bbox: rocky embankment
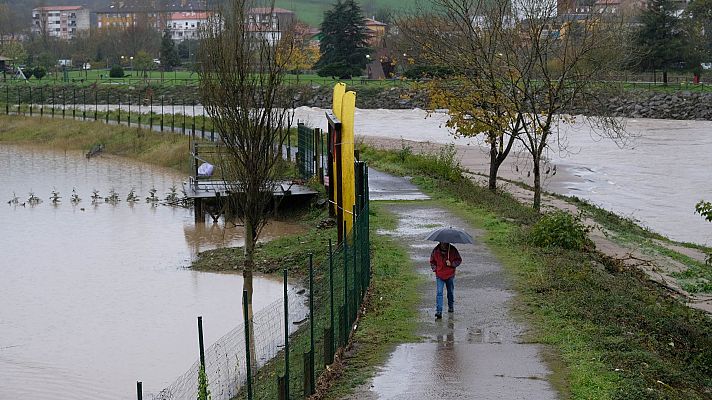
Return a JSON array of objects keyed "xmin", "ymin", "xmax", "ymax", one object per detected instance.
[
  {"xmin": 8, "ymin": 81, "xmax": 712, "ymax": 120},
  {"xmin": 565, "ymin": 91, "xmax": 712, "ymax": 121}
]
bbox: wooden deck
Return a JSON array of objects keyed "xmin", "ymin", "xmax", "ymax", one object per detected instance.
[{"xmin": 182, "ymin": 179, "xmax": 318, "ymax": 199}]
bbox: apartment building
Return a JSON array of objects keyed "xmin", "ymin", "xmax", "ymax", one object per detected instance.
[
  {"xmin": 168, "ymin": 11, "xmax": 209, "ymax": 41},
  {"xmin": 31, "ymin": 6, "xmax": 90, "ymax": 40}
]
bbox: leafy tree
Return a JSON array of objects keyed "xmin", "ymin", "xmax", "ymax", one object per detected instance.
[
  {"xmin": 685, "ymin": 0, "xmax": 712, "ymax": 62},
  {"xmin": 695, "ymin": 200, "xmax": 712, "ymax": 264},
  {"xmin": 316, "ymin": 0, "xmax": 370, "ymax": 78},
  {"xmin": 635, "ymin": 0, "xmax": 696, "ymax": 83},
  {"xmin": 160, "ymin": 30, "xmax": 180, "ymax": 71},
  {"xmin": 133, "ymin": 50, "xmax": 154, "ymax": 78},
  {"xmin": 0, "ymin": 40, "xmax": 27, "ymax": 66},
  {"xmin": 32, "ymin": 66, "xmax": 46, "ymax": 80}
]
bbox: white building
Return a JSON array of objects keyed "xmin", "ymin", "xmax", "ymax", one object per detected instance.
[
  {"xmin": 32, "ymin": 6, "xmax": 90, "ymax": 40},
  {"xmin": 168, "ymin": 11, "xmax": 210, "ymax": 41}
]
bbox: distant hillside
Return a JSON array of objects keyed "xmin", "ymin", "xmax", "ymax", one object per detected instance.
[{"xmin": 274, "ymin": 0, "xmax": 423, "ymax": 27}]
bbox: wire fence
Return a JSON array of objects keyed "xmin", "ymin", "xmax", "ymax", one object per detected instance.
[{"xmin": 148, "ymin": 167, "xmax": 370, "ymax": 400}]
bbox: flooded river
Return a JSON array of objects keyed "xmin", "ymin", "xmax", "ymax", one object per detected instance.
[
  {"xmin": 0, "ymin": 145, "xmax": 303, "ymax": 399},
  {"xmin": 293, "ymin": 108, "xmax": 712, "ymax": 245}
]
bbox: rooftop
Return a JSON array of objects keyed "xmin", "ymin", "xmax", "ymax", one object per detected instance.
[
  {"xmin": 247, "ymin": 7, "xmax": 295, "ymax": 15},
  {"xmin": 33, "ymin": 6, "xmax": 84, "ymax": 11}
]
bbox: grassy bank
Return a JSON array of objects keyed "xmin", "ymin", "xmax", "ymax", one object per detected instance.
[
  {"xmin": 356, "ymin": 144, "xmax": 712, "ymax": 399},
  {"xmin": 0, "ymin": 115, "xmax": 191, "ymax": 173}
]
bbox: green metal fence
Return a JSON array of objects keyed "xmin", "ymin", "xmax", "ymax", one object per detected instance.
[
  {"xmin": 148, "ymin": 162, "xmax": 370, "ymax": 400},
  {"xmin": 296, "ymin": 123, "xmax": 327, "ymax": 183}
]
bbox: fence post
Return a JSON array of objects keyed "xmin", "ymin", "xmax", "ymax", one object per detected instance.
[
  {"xmin": 283, "ymin": 267, "xmax": 290, "ymax": 400},
  {"xmin": 128, "ymin": 95, "xmax": 131, "ymax": 127},
  {"xmin": 118, "ymin": 97, "xmax": 121, "ymax": 124},
  {"xmin": 243, "ymin": 289, "xmax": 253, "ymax": 400},
  {"xmin": 343, "ymin": 221, "xmax": 349, "ymax": 343},
  {"xmin": 106, "ymin": 89, "xmax": 110, "ymax": 124},
  {"xmin": 202, "ymin": 105, "xmax": 206, "ymax": 138},
  {"xmin": 329, "ymin": 239, "xmax": 334, "ymax": 359},
  {"xmin": 353, "ymin": 205, "xmax": 359, "ymax": 314},
  {"xmin": 5, "ymin": 85, "xmax": 8, "ymax": 115},
  {"xmin": 149, "ymin": 95, "xmax": 153, "ymax": 131},
  {"xmin": 136, "ymin": 381, "xmax": 142, "ymax": 400},
  {"xmin": 171, "ymin": 97, "xmax": 175, "ymax": 132},
  {"xmin": 287, "ymin": 125, "xmax": 292, "ymax": 162},
  {"xmin": 138, "ymin": 95, "xmax": 142, "ymax": 128},
  {"xmin": 308, "ymin": 252, "xmax": 315, "ymax": 395},
  {"xmin": 83, "ymin": 88, "xmax": 86, "ymax": 120},
  {"xmin": 62, "ymin": 87, "xmax": 65, "ymax": 119},
  {"xmin": 197, "ymin": 316, "xmax": 208, "ymax": 400},
  {"xmin": 39, "ymin": 86, "xmax": 43, "ymax": 118},
  {"xmin": 161, "ymin": 96, "xmax": 164, "ymax": 132},
  {"xmin": 29, "ymin": 86, "xmax": 32, "ymax": 116}
]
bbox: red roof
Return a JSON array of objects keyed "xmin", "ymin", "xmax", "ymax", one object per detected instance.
[
  {"xmin": 34, "ymin": 6, "xmax": 83, "ymax": 11},
  {"xmin": 365, "ymin": 18, "xmax": 387, "ymax": 27}
]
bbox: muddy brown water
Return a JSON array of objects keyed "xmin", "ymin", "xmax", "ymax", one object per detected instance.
[{"xmin": 0, "ymin": 145, "xmax": 304, "ymax": 399}]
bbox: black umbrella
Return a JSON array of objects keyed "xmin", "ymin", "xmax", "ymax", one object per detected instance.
[{"xmin": 425, "ymin": 227, "xmax": 474, "ymax": 244}]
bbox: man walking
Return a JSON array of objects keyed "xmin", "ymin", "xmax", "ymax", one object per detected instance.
[{"xmin": 430, "ymin": 241, "xmax": 462, "ymax": 319}]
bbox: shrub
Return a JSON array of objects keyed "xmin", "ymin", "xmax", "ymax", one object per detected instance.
[
  {"xmin": 109, "ymin": 65, "xmax": 125, "ymax": 78},
  {"xmin": 32, "ymin": 66, "xmax": 46, "ymax": 80},
  {"xmin": 529, "ymin": 211, "xmax": 593, "ymax": 251}
]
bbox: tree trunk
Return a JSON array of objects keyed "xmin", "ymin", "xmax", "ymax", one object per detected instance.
[
  {"xmin": 533, "ymin": 154, "xmax": 541, "ymax": 212},
  {"xmin": 663, "ymin": 69, "xmax": 668, "ymax": 86},
  {"xmin": 243, "ymin": 218, "xmax": 257, "ymax": 370},
  {"xmin": 488, "ymin": 133, "xmax": 499, "ymax": 191}
]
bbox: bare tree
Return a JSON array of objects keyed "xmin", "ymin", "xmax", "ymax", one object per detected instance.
[
  {"xmin": 398, "ymin": 0, "xmax": 525, "ymax": 191},
  {"xmin": 400, "ymin": 0, "xmax": 629, "ymax": 209},
  {"xmin": 502, "ymin": 0, "xmax": 629, "ymax": 211},
  {"xmin": 198, "ymin": 0, "xmax": 293, "ymax": 312}
]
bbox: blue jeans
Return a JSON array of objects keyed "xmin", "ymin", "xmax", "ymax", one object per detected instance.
[{"xmin": 436, "ymin": 276, "xmax": 454, "ymax": 314}]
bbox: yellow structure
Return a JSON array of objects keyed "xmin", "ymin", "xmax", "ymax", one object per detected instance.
[
  {"xmin": 331, "ymin": 83, "xmax": 346, "ymax": 216},
  {"xmin": 330, "ymin": 82, "xmax": 357, "ymax": 236},
  {"xmin": 340, "ymin": 91, "xmax": 356, "ymax": 234}
]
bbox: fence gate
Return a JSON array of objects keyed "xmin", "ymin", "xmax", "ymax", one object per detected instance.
[{"xmin": 297, "ymin": 122, "xmax": 316, "ymax": 179}]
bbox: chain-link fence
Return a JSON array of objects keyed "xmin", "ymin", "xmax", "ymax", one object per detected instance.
[{"xmin": 143, "ymin": 163, "xmax": 370, "ymax": 400}]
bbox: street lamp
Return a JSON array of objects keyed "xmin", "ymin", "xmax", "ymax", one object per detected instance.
[{"xmin": 130, "ymin": 56, "xmax": 134, "ymax": 71}]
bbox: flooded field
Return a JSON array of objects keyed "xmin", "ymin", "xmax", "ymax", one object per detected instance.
[{"xmin": 0, "ymin": 145, "xmax": 303, "ymax": 399}]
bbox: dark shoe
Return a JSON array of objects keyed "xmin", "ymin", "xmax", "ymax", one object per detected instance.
[
  {"xmin": 448, "ymin": 308, "xmax": 454, "ymax": 313},
  {"xmin": 435, "ymin": 313, "xmax": 442, "ymax": 319}
]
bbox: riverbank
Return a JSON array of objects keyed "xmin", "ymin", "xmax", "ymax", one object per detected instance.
[
  {"xmin": 5, "ymin": 83, "xmax": 712, "ymax": 120},
  {"xmin": 0, "ymin": 115, "xmax": 191, "ymax": 173},
  {"xmin": 329, "ymin": 144, "xmax": 712, "ymax": 399}
]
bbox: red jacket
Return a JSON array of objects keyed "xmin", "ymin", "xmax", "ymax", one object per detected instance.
[{"xmin": 430, "ymin": 244, "xmax": 462, "ymax": 280}]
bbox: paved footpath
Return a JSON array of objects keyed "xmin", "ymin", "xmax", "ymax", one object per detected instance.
[{"xmin": 355, "ymin": 173, "xmax": 560, "ymax": 399}]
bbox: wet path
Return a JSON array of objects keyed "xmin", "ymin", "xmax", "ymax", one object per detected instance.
[{"xmin": 359, "ymin": 172, "xmax": 559, "ymax": 399}]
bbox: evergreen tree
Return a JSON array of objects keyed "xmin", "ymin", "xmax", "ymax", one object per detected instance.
[
  {"xmin": 635, "ymin": 0, "xmax": 694, "ymax": 83},
  {"xmin": 160, "ymin": 30, "xmax": 180, "ymax": 71},
  {"xmin": 316, "ymin": 0, "xmax": 371, "ymax": 78}
]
